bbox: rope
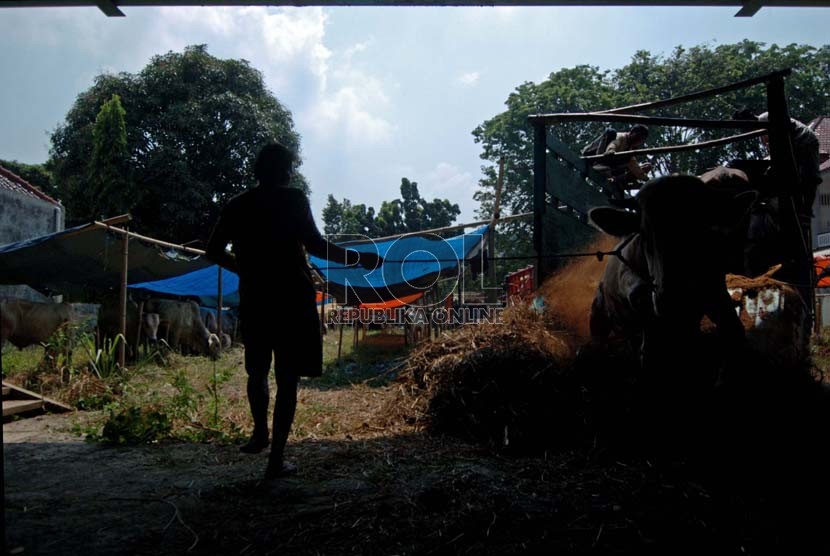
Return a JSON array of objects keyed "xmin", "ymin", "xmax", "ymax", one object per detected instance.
[{"xmin": 313, "ymin": 249, "xmax": 624, "ymax": 270}]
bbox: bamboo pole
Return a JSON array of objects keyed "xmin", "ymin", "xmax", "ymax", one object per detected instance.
[
  {"xmin": 487, "ymin": 158, "xmax": 505, "ymax": 304},
  {"xmin": 217, "ymin": 266, "xmax": 223, "ymax": 336},
  {"xmin": 337, "ymin": 316, "xmax": 344, "ymax": 363},
  {"xmin": 339, "ymin": 212, "xmax": 533, "ymax": 245},
  {"xmin": 118, "ymin": 227, "xmax": 129, "ymax": 369},
  {"xmin": 95, "ymin": 222, "xmax": 206, "ymax": 256}
]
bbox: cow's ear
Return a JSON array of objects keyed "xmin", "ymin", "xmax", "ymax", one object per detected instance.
[
  {"xmin": 588, "ymin": 207, "xmax": 640, "ymax": 237},
  {"xmin": 731, "ymin": 190, "xmax": 758, "ymax": 220}
]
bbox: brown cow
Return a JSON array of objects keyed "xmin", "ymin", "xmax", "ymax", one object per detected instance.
[
  {"xmin": 98, "ymin": 300, "xmax": 161, "ymax": 360},
  {"xmin": 144, "ymin": 299, "xmax": 220, "ymax": 356},
  {"xmin": 0, "ymin": 298, "xmax": 74, "ymax": 349}
]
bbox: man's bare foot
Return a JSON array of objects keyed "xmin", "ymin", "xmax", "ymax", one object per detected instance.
[{"xmin": 239, "ymin": 436, "xmax": 269, "ymax": 454}]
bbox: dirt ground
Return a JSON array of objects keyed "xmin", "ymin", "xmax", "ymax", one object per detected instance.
[{"xmin": 6, "ymin": 379, "xmax": 829, "ymax": 556}]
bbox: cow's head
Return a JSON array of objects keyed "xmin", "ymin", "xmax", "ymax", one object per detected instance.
[
  {"xmin": 589, "ymin": 175, "xmax": 757, "ymax": 323},
  {"xmin": 142, "ymin": 312, "xmax": 160, "ymax": 343}
]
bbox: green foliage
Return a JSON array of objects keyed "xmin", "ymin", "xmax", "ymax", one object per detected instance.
[
  {"xmin": 99, "ymin": 405, "xmax": 172, "ymax": 445},
  {"xmin": 83, "ymin": 94, "xmax": 133, "ymax": 220},
  {"xmin": 37, "ymin": 322, "xmax": 79, "ymax": 376},
  {"xmin": 49, "ymin": 44, "xmax": 303, "ymax": 243},
  {"xmin": 81, "ymin": 333, "xmax": 124, "ymax": 379},
  {"xmin": 473, "ymin": 40, "xmax": 830, "ymax": 264},
  {"xmin": 322, "ymin": 177, "xmax": 461, "ymax": 237},
  {"xmin": 207, "ymin": 364, "xmax": 235, "ymax": 429},
  {"xmin": 169, "ymin": 367, "xmax": 203, "ymax": 423},
  {"xmin": 0, "ymin": 159, "xmax": 55, "ymax": 197}
]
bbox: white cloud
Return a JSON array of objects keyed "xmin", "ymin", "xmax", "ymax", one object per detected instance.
[
  {"xmin": 458, "ymin": 71, "xmax": 481, "ymax": 86},
  {"xmin": 302, "ymin": 38, "xmax": 395, "ymax": 147},
  {"xmin": 421, "ymin": 162, "xmax": 480, "ymax": 222}
]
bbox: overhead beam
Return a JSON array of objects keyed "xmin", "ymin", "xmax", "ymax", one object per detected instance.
[
  {"xmin": 95, "ymin": 0, "xmax": 124, "ymax": 15},
  {"xmin": 3, "ymin": 1, "xmax": 830, "ymax": 15},
  {"xmin": 735, "ymin": 0, "xmax": 762, "ymax": 16}
]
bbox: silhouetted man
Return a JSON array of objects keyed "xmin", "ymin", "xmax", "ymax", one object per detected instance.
[{"xmin": 207, "ymin": 143, "xmax": 381, "ymax": 479}]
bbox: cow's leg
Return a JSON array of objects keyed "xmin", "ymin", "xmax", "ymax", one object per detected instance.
[
  {"xmin": 589, "ymin": 287, "xmax": 612, "ymax": 341},
  {"xmin": 240, "ymin": 341, "xmax": 272, "ymax": 454}
]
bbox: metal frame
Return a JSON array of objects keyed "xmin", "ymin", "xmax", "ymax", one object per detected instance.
[
  {"xmin": 4, "ymin": 1, "xmax": 830, "ymax": 17},
  {"xmin": 529, "ymin": 68, "xmax": 811, "ymax": 310}
]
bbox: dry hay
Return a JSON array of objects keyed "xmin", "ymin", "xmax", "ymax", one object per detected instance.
[
  {"xmin": 537, "ymin": 235, "xmax": 616, "ymax": 340},
  {"xmin": 385, "ymin": 305, "xmax": 594, "ymax": 453},
  {"xmin": 383, "ymin": 237, "xmax": 625, "ymax": 454}
]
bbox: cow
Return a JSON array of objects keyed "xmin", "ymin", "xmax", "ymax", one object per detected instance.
[
  {"xmin": 201, "ymin": 310, "xmax": 232, "ymax": 349},
  {"xmin": 0, "ymin": 297, "xmax": 74, "ymax": 349},
  {"xmin": 98, "ymin": 300, "xmax": 161, "ymax": 360},
  {"xmin": 144, "ymin": 298, "xmax": 220, "ymax": 357},
  {"xmin": 588, "ymin": 174, "xmax": 757, "ymax": 368}
]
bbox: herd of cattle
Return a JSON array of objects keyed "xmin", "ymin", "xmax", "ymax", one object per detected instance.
[{"xmin": 0, "ymin": 296, "xmax": 233, "ymax": 360}]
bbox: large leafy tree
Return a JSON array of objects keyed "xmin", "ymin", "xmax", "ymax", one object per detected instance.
[
  {"xmin": 49, "ymin": 44, "xmax": 304, "ymax": 243},
  {"xmin": 474, "ymin": 40, "xmax": 830, "ymax": 260},
  {"xmin": 322, "ymin": 178, "xmax": 460, "ymax": 237}
]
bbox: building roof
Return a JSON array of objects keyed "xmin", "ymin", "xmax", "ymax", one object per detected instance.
[
  {"xmin": 808, "ymin": 116, "xmax": 830, "ymax": 173},
  {"xmin": 0, "ymin": 165, "xmax": 61, "ymax": 207}
]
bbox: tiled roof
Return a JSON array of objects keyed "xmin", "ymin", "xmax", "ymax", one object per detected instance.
[
  {"xmin": 808, "ymin": 116, "xmax": 830, "ymax": 173},
  {"xmin": 0, "ymin": 165, "xmax": 61, "ymax": 206}
]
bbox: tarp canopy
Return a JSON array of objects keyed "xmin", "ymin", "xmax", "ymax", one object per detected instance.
[
  {"xmin": 0, "ymin": 221, "xmax": 212, "ymax": 297},
  {"xmin": 129, "ymin": 265, "xmax": 240, "ymax": 308},
  {"xmin": 816, "ymin": 254, "xmax": 830, "ymax": 288},
  {"xmin": 309, "ymin": 224, "xmax": 489, "ymax": 305}
]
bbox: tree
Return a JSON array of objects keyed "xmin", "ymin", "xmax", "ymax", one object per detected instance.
[
  {"xmin": 322, "ymin": 178, "xmax": 460, "ymax": 238},
  {"xmin": 49, "ymin": 45, "xmax": 304, "ymax": 243},
  {"xmin": 474, "ymin": 40, "xmax": 830, "ymax": 261},
  {"xmin": 81, "ymin": 94, "xmax": 132, "ymax": 220}
]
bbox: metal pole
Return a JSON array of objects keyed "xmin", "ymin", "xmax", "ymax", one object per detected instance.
[{"xmin": 533, "ymin": 121, "xmax": 547, "ymax": 287}]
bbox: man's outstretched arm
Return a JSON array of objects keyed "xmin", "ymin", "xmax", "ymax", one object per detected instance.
[
  {"xmin": 297, "ymin": 193, "xmax": 382, "ymax": 269},
  {"xmin": 206, "ymin": 210, "xmax": 241, "ymax": 274}
]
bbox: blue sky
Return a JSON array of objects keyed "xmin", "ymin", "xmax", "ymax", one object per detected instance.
[{"xmin": 1, "ymin": 5, "xmax": 828, "ymax": 228}]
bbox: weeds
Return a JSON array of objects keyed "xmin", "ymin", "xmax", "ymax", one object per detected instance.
[
  {"xmin": 97, "ymin": 405, "xmax": 172, "ymax": 445},
  {"xmin": 81, "ymin": 333, "xmax": 124, "ymax": 379}
]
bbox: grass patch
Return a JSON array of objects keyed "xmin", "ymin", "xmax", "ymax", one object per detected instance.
[
  {"xmin": 4, "ymin": 323, "xmax": 412, "ymax": 445},
  {"xmin": 317, "ymin": 327, "xmax": 411, "ymax": 388}
]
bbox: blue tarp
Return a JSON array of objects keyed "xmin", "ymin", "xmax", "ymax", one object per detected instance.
[
  {"xmin": 126, "ymin": 224, "xmax": 490, "ymax": 307},
  {"xmin": 309, "ymin": 224, "xmax": 489, "ymax": 305},
  {"xmin": 130, "ymin": 265, "xmax": 240, "ymax": 308}
]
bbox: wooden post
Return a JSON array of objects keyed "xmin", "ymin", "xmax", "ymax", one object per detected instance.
[
  {"xmin": 319, "ymin": 290, "xmax": 327, "ymax": 336},
  {"xmin": 217, "ymin": 267, "xmax": 223, "ymax": 336},
  {"xmin": 337, "ymin": 314, "xmax": 344, "ymax": 363},
  {"xmin": 135, "ymin": 300, "xmax": 145, "ymax": 357},
  {"xmin": 118, "ymin": 228, "xmax": 129, "ymax": 369}
]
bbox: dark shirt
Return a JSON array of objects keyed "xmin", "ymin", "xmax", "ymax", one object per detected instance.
[{"xmin": 207, "ymin": 185, "xmax": 349, "ymax": 313}]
